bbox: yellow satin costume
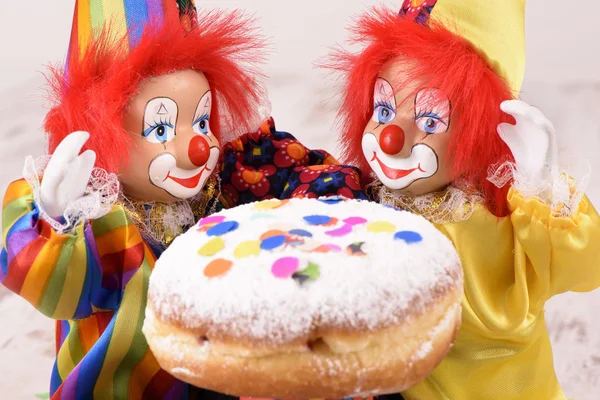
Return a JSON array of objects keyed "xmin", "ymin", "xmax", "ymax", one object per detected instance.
[
  {"xmin": 367, "ymin": 1, "xmax": 600, "ymax": 397},
  {"xmin": 376, "ymin": 187, "xmax": 600, "ymax": 399}
]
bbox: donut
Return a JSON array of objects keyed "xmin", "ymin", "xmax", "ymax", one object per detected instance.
[{"xmin": 143, "ymin": 197, "xmax": 463, "ymax": 398}]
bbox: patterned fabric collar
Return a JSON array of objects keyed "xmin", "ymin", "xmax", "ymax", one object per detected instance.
[
  {"xmin": 366, "ymin": 179, "xmax": 484, "ymax": 224},
  {"xmin": 117, "ymin": 175, "xmax": 221, "ymax": 251}
]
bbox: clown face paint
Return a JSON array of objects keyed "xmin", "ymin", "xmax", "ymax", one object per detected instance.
[
  {"xmin": 120, "ymin": 70, "xmax": 221, "ymax": 203},
  {"xmin": 362, "ymin": 60, "xmax": 453, "ymax": 196}
]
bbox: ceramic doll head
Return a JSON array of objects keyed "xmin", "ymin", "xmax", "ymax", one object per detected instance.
[
  {"xmin": 44, "ymin": 0, "xmax": 266, "ymax": 204},
  {"xmin": 329, "ymin": 0, "xmax": 527, "ymax": 216},
  {"xmin": 120, "ymin": 70, "xmax": 220, "ymax": 203},
  {"xmin": 362, "ymin": 60, "xmax": 454, "ymax": 196}
]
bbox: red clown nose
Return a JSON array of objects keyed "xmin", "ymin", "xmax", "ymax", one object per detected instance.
[
  {"xmin": 188, "ymin": 135, "xmax": 210, "ymax": 166},
  {"xmin": 380, "ymin": 125, "xmax": 405, "ymax": 155}
]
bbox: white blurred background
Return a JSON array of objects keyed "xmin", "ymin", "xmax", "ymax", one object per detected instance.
[{"xmin": 0, "ymin": 1, "xmax": 598, "ymax": 398}]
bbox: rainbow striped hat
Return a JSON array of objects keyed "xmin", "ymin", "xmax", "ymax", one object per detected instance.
[{"xmin": 67, "ymin": 0, "xmax": 196, "ymax": 62}]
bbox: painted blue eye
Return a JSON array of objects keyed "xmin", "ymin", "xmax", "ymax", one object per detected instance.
[
  {"xmin": 415, "ymin": 111, "xmax": 448, "ymax": 134},
  {"xmin": 373, "ymin": 104, "xmax": 396, "ymax": 124},
  {"xmin": 142, "ymin": 122, "xmax": 175, "ymax": 144},
  {"xmin": 193, "ymin": 114, "xmax": 210, "ymax": 135},
  {"xmin": 423, "ymin": 117, "xmax": 438, "ymax": 133}
]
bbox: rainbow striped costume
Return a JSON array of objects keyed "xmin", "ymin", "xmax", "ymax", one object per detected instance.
[
  {"xmin": 2, "ymin": 2, "xmax": 371, "ymax": 398},
  {"xmin": 2, "ymin": 179, "xmax": 174, "ymax": 398},
  {"xmin": 0, "ymin": 122, "xmax": 367, "ymax": 399}
]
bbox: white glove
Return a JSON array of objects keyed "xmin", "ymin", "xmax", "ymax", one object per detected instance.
[
  {"xmin": 497, "ymin": 100, "xmax": 560, "ymax": 199},
  {"xmin": 40, "ymin": 131, "xmax": 97, "ymax": 219}
]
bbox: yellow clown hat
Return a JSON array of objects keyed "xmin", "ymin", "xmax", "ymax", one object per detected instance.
[
  {"xmin": 399, "ymin": 0, "xmax": 527, "ymax": 94},
  {"xmin": 67, "ymin": 0, "xmax": 197, "ymax": 65}
]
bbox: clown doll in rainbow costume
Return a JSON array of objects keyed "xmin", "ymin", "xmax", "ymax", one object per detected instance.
[
  {"xmin": 0, "ymin": 1, "xmax": 364, "ymax": 398},
  {"xmin": 327, "ymin": 0, "xmax": 600, "ymax": 399}
]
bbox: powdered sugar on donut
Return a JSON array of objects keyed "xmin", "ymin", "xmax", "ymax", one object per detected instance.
[
  {"xmin": 412, "ymin": 303, "xmax": 461, "ymax": 363},
  {"xmin": 148, "ymin": 197, "xmax": 462, "ymax": 346}
]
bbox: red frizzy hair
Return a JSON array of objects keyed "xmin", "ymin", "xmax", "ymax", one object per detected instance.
[
  {"xmin": 44, "ymin": 8, "xmax": 267, "ymax": 173},
  {"xmin": 326, "ymin": 7, "xmax": 516, "ymax": 216}
]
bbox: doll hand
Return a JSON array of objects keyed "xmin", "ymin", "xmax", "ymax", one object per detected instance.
[
  {"xmin": 40, "ymin": 131, "xmax": 97, "ymax": 219},
  {"xmin": 498, "ymin": 100, "xmax": 559, "ymax": 186},
  {"xmin": 495, "ymin": 101, "xmax": 587, "ymax": 215}
]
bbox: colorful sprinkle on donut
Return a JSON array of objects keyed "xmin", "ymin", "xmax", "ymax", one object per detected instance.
[
  {"xmin": 344, "ymin": 217, "xmax": 368, "ymax": 226},
  {"xmin": 272, "ymin": 257, "xmax": 300, "ymax": 279},
  {"xmin": 203, "ymin": 259, "xmax": 233, "ymax": 278},
  {"xmin": 322, "ymin": 217, "xmax": 339, "ymax": 227},
  {"xmin": 292, "ymin": 262, "xmax": 321, "ymax": 285},
  {"xmin": 260, "ymin": 230, "xmax": 287, "ymax": 240},
  {"xmin": 288, "ymin": 229, "xmax": 313, "ymax": 238},
  {"xmin": 198, "ymin": 237, "xmax": 225, "ymax": 256},
  {"xmin": 260, "ymin": 235, "xmax": 287, "ymax": 251},
  {"xmin": 198, "ymin": 215, "xmax": 226, "ymax": 227},
  {"xmin": 253, "ymin": 199, "xmax": 283, "ymax": 211},
  {"xmin": 394, "ymin": 231, "xmax": 423, "ymax": 244},
  {"xmin": 319, "ymin": 197, "xmax": 343, "ymax": 205},
  {"xmin": 367, "ymin": 221, "xmax": 396, "ymax": 233},
  {"xmin": 234, "ymin": 240, "xmax": 261, "ymax": 259},
  {"xmin": 304, "ymin": 215, "xmax": 332, "ymax": 226},
  {"xmin": 326, "ymin": 224, "xmax": 353, "ymax": 237},
  {"xmin": 347, "ymin": 242, "xmax": 367, "ymax": 256},
  {"xmin": 285, "ymin": 235, "xmax": 305, "ymax": 247},
  {"xmin": 275, "ymin": 199, "xmax": 290, "ymax": 209},
  {"xmin": 207, "ymin": 221, "xmax": 239, "ymax": 237},
  {"xmin": 313, "ymin": 244, "xmax": 342, "ymax": 253}
]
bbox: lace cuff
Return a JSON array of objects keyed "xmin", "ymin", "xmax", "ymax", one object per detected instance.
[
  {"xmin": 23, "ymin": 155, "xmax": 120, "ymax": 234},
  {"xmin": 487, "ymin": 161, "xmax": 589, "ymax": 217}
]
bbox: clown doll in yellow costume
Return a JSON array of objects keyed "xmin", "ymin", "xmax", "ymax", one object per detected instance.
[
  {"xmin": 0, "ymin": 0, "xmax": 366, "ymax": 399},
  {"xmin": 327, "ymin": 0, "xmax": 600, "ymax": 399}
]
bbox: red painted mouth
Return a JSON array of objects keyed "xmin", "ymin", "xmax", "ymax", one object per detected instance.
[
  {"xmin": 371, "ymin": 152, "xmax": 425, "ymax": 180},
  {"xmin": 164, "ymin": 165, "xmax": 210, "ymax": 189}
]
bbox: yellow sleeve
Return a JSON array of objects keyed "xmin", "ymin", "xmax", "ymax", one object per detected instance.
[
  {"xmin": 406, "ymin": 193, "xmax": 599, "ymax": 400},
  {"xmin": 435, "ymin": 191, "xmax": 600, "ymax": 332},
  {"xmin": 507, "ymin": 189, "xmax": 600, "ymax": 298}
]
